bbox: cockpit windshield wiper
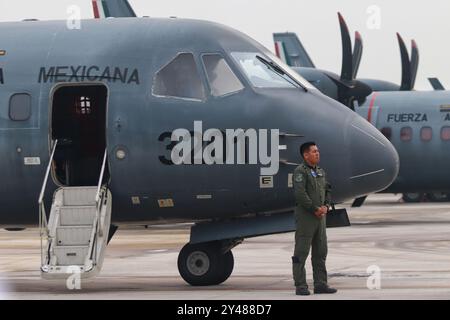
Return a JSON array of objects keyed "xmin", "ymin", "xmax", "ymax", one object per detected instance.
[
  {"xmin": 256, "ymin": 55, "xmax": 286, "ymax": 75},
  {"xmin": 256, "ymin": 55, "xmax": 308, "ymax": 92}
]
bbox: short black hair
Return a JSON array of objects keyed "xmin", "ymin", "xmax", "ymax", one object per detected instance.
[{"xmin": 300, "ymin": 142, "xmax": 317, "ymax": 158}]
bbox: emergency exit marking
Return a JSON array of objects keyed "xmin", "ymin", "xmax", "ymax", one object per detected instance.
[
  {"xmin": 158, "ymin": 199, "xmax": 174, "ymax": 208},
  {"xmin": 260, "ymin": 176, "xmax": 274, "ymax": 189},
  {"xmin": 24, "ymin": 157, "xmax": 41, "ymax": 165}
]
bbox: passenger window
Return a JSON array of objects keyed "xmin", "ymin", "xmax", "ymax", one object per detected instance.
[
  {"xmin": 441, "ymin": 126, "xmax": 450, "ymax": 141},
  {"xmin": 420, "ymin": 126, "xmax": 432, "ymax": 142},
  {"xmin": 9, "ymin": 93, "xmax": 31, "ymax": 121},
  {"xmin": 400, "ymin": 127, "xmax": 412, "ymax": 142},
  {"xmin": 202, "ymin": 54, "xmax": 244, "ymax": 97},
  {"xmin": 380, "ymin": 127, "xmax": 392, "ymax": 141},
  {"xmin": 153, "ymin": 53, "xmax": 205, "ymax": 101}
]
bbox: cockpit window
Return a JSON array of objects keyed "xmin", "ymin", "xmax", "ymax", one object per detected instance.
[
  {"xmin": 202, "ymin": 54, "xmax": 244, "ymax": 97},
  {"xmin": 230, "ymin": 52, "xmax": 313, "ymax": 90},
  {"xmin": 153, "ymin": 53, "xmax": 205, "ymax": 101}
]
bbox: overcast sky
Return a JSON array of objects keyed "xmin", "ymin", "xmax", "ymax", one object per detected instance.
[{"xmin": 1, "ymin": 0, "xmax": 449, "ymax": 89}]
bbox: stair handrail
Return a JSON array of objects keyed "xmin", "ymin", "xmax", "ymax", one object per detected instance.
[
  {"xmin": 38, "ymin": 139, "xmax": 58, "ymax": 267},
  {"xmin": 94, "ymin": 149, "xmax": 108, "ymax": 242},
  {"xmin": 38, "ymin": 139, "xmax": 58, "ymax": 207},
  {"xmin": 95, "ymin": 149, "xmax": 108, "ymax": 206}
]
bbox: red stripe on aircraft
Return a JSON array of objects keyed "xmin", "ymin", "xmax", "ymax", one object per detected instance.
[
  {"xmin": 367, "ymin": 92, "xmax": 379, "ymax": 123},
  {"xmin": 274, "ymin": 42, "xmax": 281, "ymax": 58},
  {"xmin": 92, "ymin": 0, "xmax": 100, "ymax": 18}
]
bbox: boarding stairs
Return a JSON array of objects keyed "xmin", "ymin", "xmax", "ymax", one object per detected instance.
[{"xmin": 38, "ymin": 140, "xmax": 111, "ymax": 279}]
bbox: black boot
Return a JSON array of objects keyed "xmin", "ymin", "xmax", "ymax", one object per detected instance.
[
  {"xmin": 314, "ymin": 285, "xmax": 337, "ymax": 294},
  {"xmin": 296, "ymin": 287, "xmax": 311, "ymax": 296}
]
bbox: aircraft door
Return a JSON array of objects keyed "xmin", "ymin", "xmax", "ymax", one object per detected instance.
[{"xmin": 50, "ymin": 84, "xmax": 109, "ymax": 186}]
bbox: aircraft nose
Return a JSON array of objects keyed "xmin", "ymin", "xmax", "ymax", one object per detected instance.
[{"xmin": 347, "ymin": 115, "xmax": 399, "ymax": 196}]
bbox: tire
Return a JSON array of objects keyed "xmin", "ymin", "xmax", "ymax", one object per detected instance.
[
  {"xmin": 216, "ymin": 250, "xmax": 234, "ymax": 285},
  {"xmin": 178, "ymin": 242, "xmax": 232, "ymax": 286},
  {"xmin": 402, "ymin": 193, "xmax": 423, "ymax": 203}
]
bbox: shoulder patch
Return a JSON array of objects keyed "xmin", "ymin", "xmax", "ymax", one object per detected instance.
[{"xmin": 294, "ymin": 173, "xmax": 303, "ymax": 183}]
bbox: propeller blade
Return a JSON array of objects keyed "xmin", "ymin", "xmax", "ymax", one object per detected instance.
[
  {"xmin": 352, "ymin": 31, "xmax": 363, "ymax": 79},
  {"xmin": 428, "ymin": 78, "xmax": 445, "ymax": 90},
  {"xmin": 332, "ymin": 14, "xmax": 372, "ymax": 108},
  {"xmin": 410, "ymin": 39, "xmax": 419, "ymax": 90},
  {"xmin": 397, "ymin": 33, "xmax": 412, "ymax": 91},
  {"xmin": 338, "ymin": 12, "xmax": 353, "ymax": 82}
]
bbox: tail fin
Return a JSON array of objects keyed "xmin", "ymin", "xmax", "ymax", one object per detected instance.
[
  {"xmin": 92, "ymin": 0, "xmax": 137, "ymax": 18},
  {"xmin": 273, "ymin": 32, "xmax": 315, "ymax": 68}
]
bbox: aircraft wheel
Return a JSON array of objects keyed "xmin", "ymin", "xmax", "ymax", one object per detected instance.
[
  {"xmin": 427, "ymin": 192, "xmax": 448, "ymax": 202},
  {"xmin": 402, "ymin": 193, "xmax": 423, "ymax": 203},
  {"xmin": 178, "ymin": 242, "xmax": 233, "ymax": 286},
  {"xmin": 216, "ymin": 250, "xmax": 234, "ymax": 285}
]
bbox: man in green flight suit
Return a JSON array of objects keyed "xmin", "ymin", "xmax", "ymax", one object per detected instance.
[{"xmin": 292, "ymin": 142, "xmax": 337, "ymax": 296}]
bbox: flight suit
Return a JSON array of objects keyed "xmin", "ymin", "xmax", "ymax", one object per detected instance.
[{"xmin": 292, "ymin": 162, "xmax": 332, "ymax": 289}]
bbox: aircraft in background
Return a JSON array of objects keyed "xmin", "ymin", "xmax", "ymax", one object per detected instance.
[{"xmin": 274, "ymin": 13, "xmax": 450, "ymax": 205}]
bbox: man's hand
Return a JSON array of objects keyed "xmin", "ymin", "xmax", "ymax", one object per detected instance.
[
  {"xmin": 314, "ymin": 209, "xmax": 321, "ymax": 218},
  {"xmin": 314, "ymin": 206, "xmax": 327, "ymax": 218}
]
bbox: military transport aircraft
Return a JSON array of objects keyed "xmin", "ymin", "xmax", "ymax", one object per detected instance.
[
  {"xmin": 274, "ymin": 13, "xmax": 450, "ymax": 205},
  {"xmin": 0, "ymin": 1, "xmax": 398, "ymax": 286}
]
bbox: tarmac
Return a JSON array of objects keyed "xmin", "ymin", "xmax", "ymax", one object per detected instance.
[{"xmin": 1, "ymin": 193, "xmax": 450, "ymax": 300}]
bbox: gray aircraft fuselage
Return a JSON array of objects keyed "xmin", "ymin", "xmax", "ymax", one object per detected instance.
[{"xmin": 0, "ymin": 18, "xmax": 398, "ymax": 227}]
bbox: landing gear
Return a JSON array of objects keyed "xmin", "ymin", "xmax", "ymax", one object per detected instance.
[
  {"xmin": 351, "ymin": 196, "xmax": 367, "ymax": 208},
  {"xmin": 402, "ymin": 193, "xmax": 423, "ymax": 203},
  {"xmin": 177, "ymin": 241, "xmax": 235, "ymax": 286},
  {"xmin": 426, "ymin": 192, "xmax": 448, "ymax": 202},
  {"xmin": 403, "ymin": 192, "xmax": 450, "ymax": 203}
]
